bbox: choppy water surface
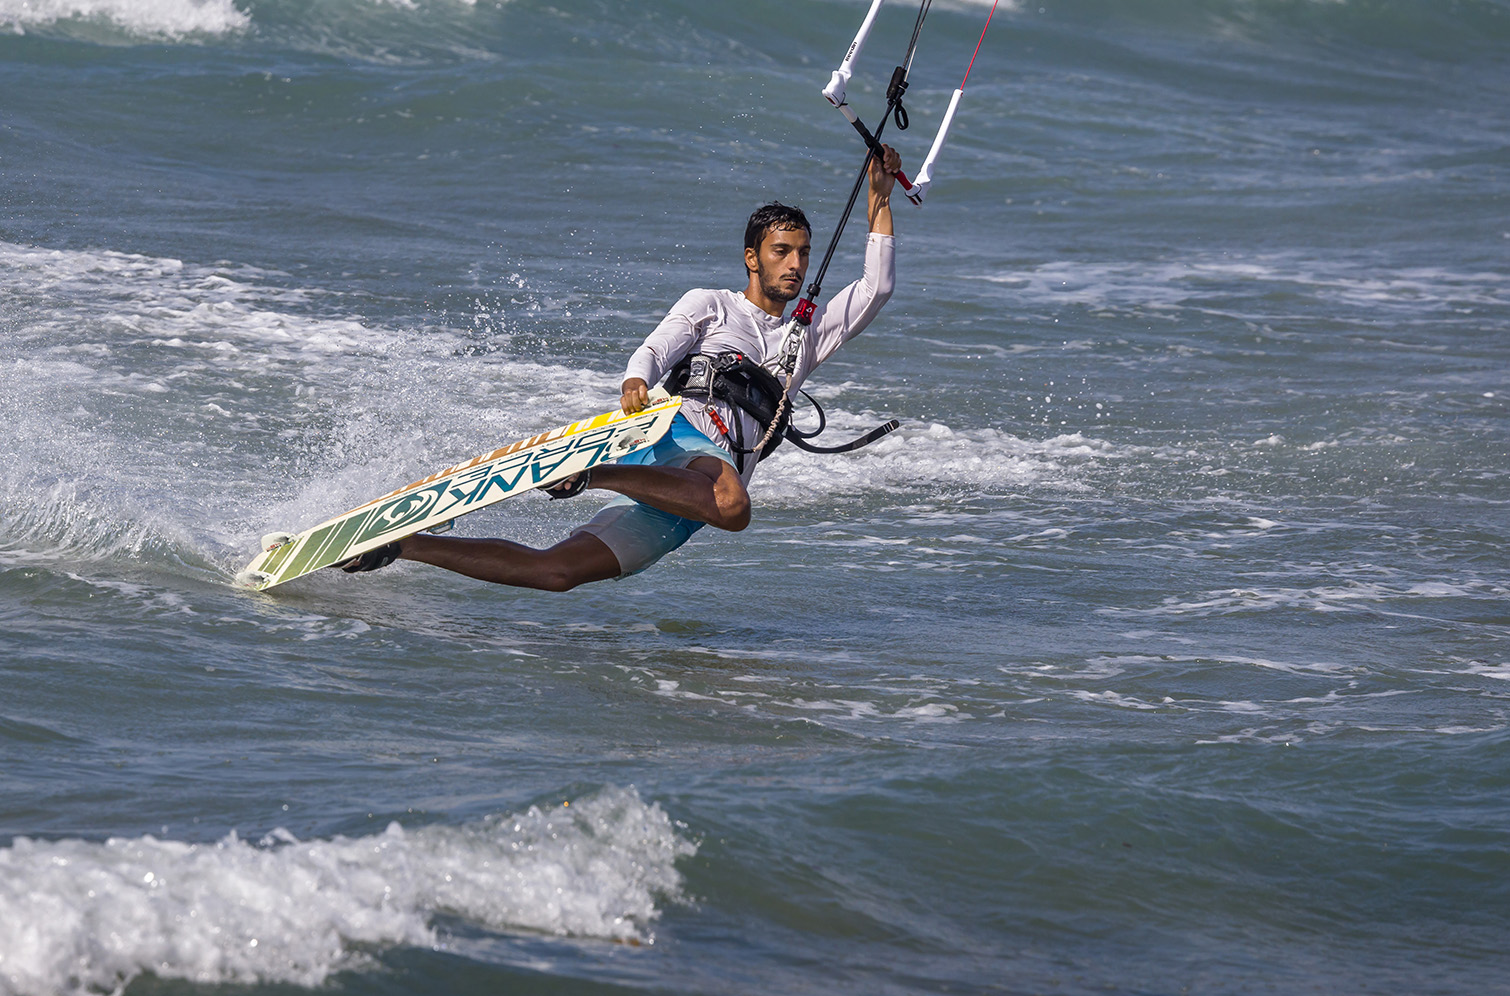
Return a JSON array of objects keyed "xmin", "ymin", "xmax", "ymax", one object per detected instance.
[{"xmin": 2, "ymin": 1, "xmax": 1507, "ymax": 993}]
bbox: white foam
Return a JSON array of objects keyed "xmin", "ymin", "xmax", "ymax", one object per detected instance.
[
  {"xmin": 1067, "ymin": 689, "xmax": 1162, "ymax": 711},
  {"xmin": 627, "ymin": 663, "xmax": 978, "ymax": 727},
  {"xmin": 1098, "ymin": 576, "xmax": 1510, "ymax": 622},
  {"xmin": 1195, "ymin": 729, "xmax": 1303, "ymax": 746},
  {"xmin": 0, "ymin": 787, "xmax": 692, "ymax": 996},
  {"xmin": 968, "ymin": 255, "xmax": 1510, "ymax": 317},
  {"xmin": 1461, "ymin": 662, "xmax": 1510, "ymax": 682},
  {"xmin": 892, "ymin": 701, "xmax": 965, "ymax": 722},
  {"xmin": 0, "ymin": 0, "xmax": 249, "ymax": 39},
  {"xmin": 752, "ymin": 422, "xmax": 1139, "ymax": 505}
]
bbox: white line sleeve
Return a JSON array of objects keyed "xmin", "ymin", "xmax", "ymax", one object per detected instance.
[
  {"xmin": 623, "ymin": 288, "xmax": 721, "ymax": 387},
  {"xmin": 809, "ymin": 233, "xmax": 895, "ymax": 364}
]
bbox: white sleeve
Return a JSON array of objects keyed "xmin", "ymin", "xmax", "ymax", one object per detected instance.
[
  {"xmin": 808, "ymin": 233, "xmax": 895, "ymax": 364},
  {"xmin": 624, "ymin": 289, "xmax": 721, "ymax": 387}
]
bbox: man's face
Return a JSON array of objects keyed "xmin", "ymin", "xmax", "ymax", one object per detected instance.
[{"xmin": 746, "ymin": 224, "xmax": 811, "ymax": 302}]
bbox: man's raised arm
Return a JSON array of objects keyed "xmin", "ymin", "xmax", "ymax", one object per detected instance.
[{"xmin": 867, "ymin": 143, "xmax": 901, "ymax": 237}]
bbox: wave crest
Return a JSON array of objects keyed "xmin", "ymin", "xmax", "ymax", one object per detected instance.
[
  {"xmin": 0, "ymin": 0, "xmax": 250, "ymax": 40},
  {"xmin": 0, "ymin": 786, "xmax": 693, "ymax": 996}
]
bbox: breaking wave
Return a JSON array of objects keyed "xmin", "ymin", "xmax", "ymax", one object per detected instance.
[{"xmin": 0, "ymin": 786, "xmax": 693, "ymax": 996}]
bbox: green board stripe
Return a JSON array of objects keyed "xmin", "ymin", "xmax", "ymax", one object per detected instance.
[
  {"xmin": 261, "ymin": 538, "xmax": 300, "ymax": 575},
  {"xmin": 283, "ymin": 520, "xmax": 345, "ymax": 577},
  {"xmin": 315, "ymin": 512, "xmax": 376, "ymax": 572}
]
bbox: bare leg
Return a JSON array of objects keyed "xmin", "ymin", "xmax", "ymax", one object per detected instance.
[
  {"xmin": 586, "ymin": 456, "xmax": 751, "ymax": 531},
  {"xmin": 391, "ymin": 456, "xmax": 749, "ymax": 591},
  {"xmin": 399, "ymin": 530, "xmax": 622, "ymax": 592}
]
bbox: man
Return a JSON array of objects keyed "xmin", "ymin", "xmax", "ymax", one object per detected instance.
[{"xmin": 341, "ymin": 144, "xmax": 901, "ymax": 589}]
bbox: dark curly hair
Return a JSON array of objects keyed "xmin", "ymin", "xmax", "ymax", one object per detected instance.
[{"xmin": 744, "ymin": 202, "xmax": 810, "ymax": 275}]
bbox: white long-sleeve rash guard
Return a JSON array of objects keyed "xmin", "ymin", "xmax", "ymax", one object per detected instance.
[{"xmin": 623, "ymin": 232, "xmax": 895, "ymax": 483}]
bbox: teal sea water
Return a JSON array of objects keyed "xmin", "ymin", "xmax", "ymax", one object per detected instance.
[{"xmin": 2, "ymin": 0, "xmax": 1508, "ymax": 992}]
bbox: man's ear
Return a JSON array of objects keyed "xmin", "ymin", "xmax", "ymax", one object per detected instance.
[{"xmin": 744, "ymin": 245, "xmax": 760, "ymax": 275}]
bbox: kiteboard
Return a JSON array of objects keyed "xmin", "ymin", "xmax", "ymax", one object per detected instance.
[{"xmin": 235, "ymin": 393, "xmax": 683, "ymax": 591}]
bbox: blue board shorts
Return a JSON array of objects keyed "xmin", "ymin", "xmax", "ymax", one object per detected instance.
[{"xmin": 571, "ymin": 411, "xmax": 736, "ymax": 577}]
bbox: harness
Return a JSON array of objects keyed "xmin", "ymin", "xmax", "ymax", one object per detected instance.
[{"xmin": 664, "ymin": 346, "xmax": 900, "ymax": 473}]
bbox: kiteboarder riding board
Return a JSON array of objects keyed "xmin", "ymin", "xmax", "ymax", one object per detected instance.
[{"xmin": 235, "ymin": 392, "xmax": 683, "ymax": 592}]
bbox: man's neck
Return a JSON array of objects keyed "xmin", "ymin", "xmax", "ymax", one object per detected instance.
[{"xmin": 742, "ymin": 284, "xmax": 788, "ymax": 319}]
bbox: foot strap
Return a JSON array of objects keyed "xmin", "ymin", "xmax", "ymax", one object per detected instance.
[
  {"xmin": 543, "ymin": 469, "xmax": 592, "ymax": 500},
  {"xmin": 338, "ymin": 541, "xmax": 401, "ymax": 573}
]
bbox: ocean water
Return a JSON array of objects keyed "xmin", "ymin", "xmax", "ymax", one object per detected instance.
[{"xmin": 2, "ymin": 0, "xmax": 1508, "ymax": 992}]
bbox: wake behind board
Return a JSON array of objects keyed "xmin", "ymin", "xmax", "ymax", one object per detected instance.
[{"xmin": 236, "ymin": 393, "xmax": 682, "ymax": 591}]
